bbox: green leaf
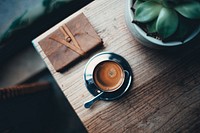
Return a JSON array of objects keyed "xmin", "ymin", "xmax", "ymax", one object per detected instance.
[
  {"xmin": 146, "ymin": 19, "xmax": 157, "ymax": 33},
  {"xmin": 156, "ymin": 8, "xmax": 178, "ymax": 39},
  {"xmin": 135, "ymin": 1, "xmax": 162, "ymax": 23},
  {"xmin": 174, "ymin": 15, "xmax": 198, "ymax": 41},
  {"xmin": 133, "ymin": 0, "xmax": 144, "ymax": 9},
  {"xmin": 151, "ymin": 0, "xmax": 162, "ymax": 3},
  {"xmin": 144, "ymin": 0, "xmax": 161, "ymax": 2},
  {"xmin": 175, "ymin": 1, "xmax": 200, "ymax": 19},
  {"xmin": 174, "ymin": 16, "xmax": 190, "ymax": 41}
]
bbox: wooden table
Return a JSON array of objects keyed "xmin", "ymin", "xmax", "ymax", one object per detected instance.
[{"xmin": 33, "ymin": 0, "xmax": 200, "ymax": 132}]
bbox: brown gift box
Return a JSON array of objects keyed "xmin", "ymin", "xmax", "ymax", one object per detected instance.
[{"xmin": 39, "ymin": 13, "xmax": 103, "ymax": 72}]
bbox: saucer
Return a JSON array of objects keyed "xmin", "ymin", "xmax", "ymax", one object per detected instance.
[{"xmin": 84, "ymin": 52, "xmax": 133, "ymax": 101}]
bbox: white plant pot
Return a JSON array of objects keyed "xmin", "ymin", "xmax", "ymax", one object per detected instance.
[{"xmin": 125, "ymin": 0, "xmax": 200, "ymax": 49}]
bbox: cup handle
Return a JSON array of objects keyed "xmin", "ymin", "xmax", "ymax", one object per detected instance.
[{"xmin": 124, "ymin": 70, "xmax": 130, "ymax": 78}]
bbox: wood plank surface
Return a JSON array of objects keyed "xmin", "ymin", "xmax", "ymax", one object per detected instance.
[{"xmin": 33, "ymin": 0, "xmax": 200, "ymax": 132}]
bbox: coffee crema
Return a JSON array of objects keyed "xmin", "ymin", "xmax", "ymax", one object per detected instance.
[{"xmin": 93, "ymin": 61, "xmax": 124, "ymax": 91}]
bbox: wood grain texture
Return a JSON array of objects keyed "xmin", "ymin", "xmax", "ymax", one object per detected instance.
[{"xmin": 33, "ymin": 0, "xmax": 200, "ymax": 132}]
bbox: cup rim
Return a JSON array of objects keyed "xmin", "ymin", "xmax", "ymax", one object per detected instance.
[{"xmin": 92, "ymin": 60, "xmax": 125, "ymax": 92}]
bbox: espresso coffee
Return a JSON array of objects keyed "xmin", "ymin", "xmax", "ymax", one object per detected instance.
[{"xmin": 94, "ymin": 61, "xmax": 124, "ymax": 91}]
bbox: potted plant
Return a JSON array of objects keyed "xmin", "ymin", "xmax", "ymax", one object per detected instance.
[{"xmin": 125, "ymin": 0, "xmax": 200, "ymax": 49}]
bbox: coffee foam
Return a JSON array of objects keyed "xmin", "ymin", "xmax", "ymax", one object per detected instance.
[{"xmin": 94, "ymin": 61, "xmax": 124, "ymax": 91}]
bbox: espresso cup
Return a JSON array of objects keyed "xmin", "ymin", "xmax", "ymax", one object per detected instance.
[{"xmin": 93, "ymin": 61, "xmax": 125, "ymax": 92}]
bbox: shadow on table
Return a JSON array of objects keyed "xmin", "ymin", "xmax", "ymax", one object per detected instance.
[{"xmin": 0, "ymin": 83, "xmax": 87, "ymax": 133}]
